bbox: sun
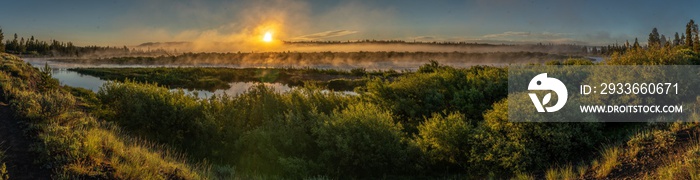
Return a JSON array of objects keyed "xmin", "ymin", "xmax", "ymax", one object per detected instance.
[{"xmin": 263, "ymin": 31, "xmax": 273, "ymax": 42}]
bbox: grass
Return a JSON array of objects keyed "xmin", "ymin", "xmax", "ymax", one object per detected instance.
[
  {"xmin": 0, "ymin": 148, "xmax": 6, "ymax": 180},
  {"xmin": 577, "ymin": 164, "xmax": 587, "ymax": 179},
  {"xmin": 595, "ymin": 145, "xmax": 621, "ymax": 178},
  {"xmin": 511, "ymin": 172, "xmax": 535, "ymax": 180},
  {"xmin": 0, "ymin": 53, "xmax": 214, "ymax": 179},
  {"xmin": 544, "ymin": 164, "xmax": 576, "ymax": 180},
  {"xmin": 655, "ymin": 140, "xmax": 700, "ymax": 179}
]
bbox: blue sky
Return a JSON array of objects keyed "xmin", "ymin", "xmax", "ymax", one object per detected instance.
[{"xmin": 0, "ymin": 0, "xmax": 697, "ymax": 46}]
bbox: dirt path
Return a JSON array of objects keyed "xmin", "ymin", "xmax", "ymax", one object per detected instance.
[{"xmin": 0, "ymin": 103, "xmax": 52, "ymax": 179}]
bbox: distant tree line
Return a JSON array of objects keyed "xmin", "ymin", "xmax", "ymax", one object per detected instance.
[
  {"xmin": 0, "ymin": 27, "xmax": 171, "ymax": 57},
  {"xmin": 580, "ymin": 19, "xmax": 700, "ymax": 56}
]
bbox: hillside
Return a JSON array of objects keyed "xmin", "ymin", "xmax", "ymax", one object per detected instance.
[{"xmin": 0, "ymin": 53, "xmax": 212, "ymax": 179}]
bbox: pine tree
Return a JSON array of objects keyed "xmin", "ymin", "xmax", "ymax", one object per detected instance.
[
  {"xmin": 694, "ymin": 23, "xmax": 700, "ymax": 52},
  {"xmin": 633, "ymin": 38, "xmax": 640, "ymax": 49},
  {"xmin": 648, "ymin": 27, "xmax": 660, "ymax": 48},
  {"xmin": 660, "ymin": 34, "xmax": 666, "ymax": 47},
  {"xmin": 0, "ymin": 27, "xmax": 4, "ymax": 53},
  {"xmin": 674, "ymin": 32, "xmax": 681, "ymax": 46},
  {"xmin": 687, "ymin": 19, "xmax": 695, "ymax": 47},
  {"xmin": 681, "ymin": 34, "xmax": 686, "ymax": 45}
]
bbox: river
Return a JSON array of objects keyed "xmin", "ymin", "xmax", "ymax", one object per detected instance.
[{"xmin": 23, "ymin": 58, "xmax": 298, "ymax": 99}]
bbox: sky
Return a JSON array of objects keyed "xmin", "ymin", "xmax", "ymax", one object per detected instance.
[{"xmin": 0, "ymin": 0, "xmax": 698, "ymax": 46}]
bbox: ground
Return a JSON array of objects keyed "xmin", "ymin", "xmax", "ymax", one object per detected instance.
[{"xmin": 0, "ymin": 102, "xmax": 51, "ymax": 179}]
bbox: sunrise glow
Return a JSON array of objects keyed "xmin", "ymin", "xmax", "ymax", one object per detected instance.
[{"xmin": 263, "ymin": 31, "xmax": 273, "ymax": 42}]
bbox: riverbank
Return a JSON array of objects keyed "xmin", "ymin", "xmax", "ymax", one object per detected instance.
[{"xmin": 69, "ymin": 67, "xmax": 400, "ymax": 92}]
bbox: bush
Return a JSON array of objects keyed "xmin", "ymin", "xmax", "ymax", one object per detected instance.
[
  {"xmin": 481, "ymin": 97, "xmax": 603, "ymax": 174},
  {"xmin": 413, "ymin": 112, "xmax": 485, "ymax": 175},
  {"xmin": 350, "ymin": 68, "xmax": 366, "ymax": 76},
  {"xmin": 0, "ymin": 53, "xmax": 206, "ymax": 179},
  {"xmin": 313, "ymin": 103, "xmax": 410, "ymax": 178},
  {"xmin": 363, "ymin": 63, "xmax": 507, "ymax": 127},
  {"xmin": 606, "ymin": 47, "xmax": 700, "ymax": 65}
]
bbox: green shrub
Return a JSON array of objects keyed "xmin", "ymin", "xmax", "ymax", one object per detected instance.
[
  {"xmin": 363, "ymin": 64, "xmax": 507, "ymax": 126},
  {"xmin": 350, "ymin": 67, "xmax": 366, "ymax": 76},
  {"xmin": 413, "ymin": 112, "xmax": 485, "ymax": 175},
  {"xmin": 606, "ymin": 47, "xmax": 700, "ymax": 65},
  {"xmin": 481, "ymin": 96, "xmax": 603, "ymax": 174},
  {"xmin": 0, "ymin": 53, "xmax": 206, "ymax": 179},
  {"xmin": 314, "ymin": 102, "xmax": 410, "ymax": 178}
]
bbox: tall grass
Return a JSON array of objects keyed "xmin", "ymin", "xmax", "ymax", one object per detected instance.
[
  {"xmin": 0, "ymin": 53, "xmax": 211, "ymax": 179},
  {"xmin": 0, "ymin": 148, "xmax": 7, "ymax": 180},
  {"xmin": 595, "ymin": 145, "xmax": 621, "ymax": 178},
  {"xmin": 544, "ymin": 164, "xmax": 576, "ymax": 180},
  {"xmin": 655, "ymin": 139, "xmax": 700, "ymax": 179}
]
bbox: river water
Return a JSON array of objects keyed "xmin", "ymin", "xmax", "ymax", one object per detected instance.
[{"xmin": 24, "ymin": 58, "xmax": 296, "ymax": 98}]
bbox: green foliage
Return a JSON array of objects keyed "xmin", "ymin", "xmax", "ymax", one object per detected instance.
[
  {"xmin": 98, "ymin": 80, "xmax": 206, "ymax": 150},
  {"xmin": 350, "ymin": 67, "xmax": 367, "ymax": 76},
  {"xmin": 72, "ymin": 67, "xmax": 376, "ymax": 91},
  {"xmin": 413, "ymin": 112, "xmax": 485, "ymax": 175},
  {"xmin": 481, "ymin": 97, "xmax": 602, "ymax": 174},
  {"xmin": 38, "ymin": 63, "xmax": 59, "ymax": 92},
  {"xmin": 606, "ymin": 46, "xmax": 700, "ymax": 65},
  {"xmin": 545, "ymin": 58, "xmax": 595, "ymax": 65},
  {"xmin": 97, "ymin": 79, "xmax": 356, "ymax": 177},
  {"xmin": 313, "ymin": 103, "xmax": 410, "ymax": 178},
  {"xmin": 0, "ymin": 53, "xmax": 207, "ymax": 179},
  {"xmin": 363, "ymin": 63, "xmax": 508, "ymax": 126}
]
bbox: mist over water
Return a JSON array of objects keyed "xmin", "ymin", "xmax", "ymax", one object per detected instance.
[
  {"xmin": 26, "ymin": 58, "xmax": 360, "ymax": 99},
  {"xmin": 26, "ymin": 59, "xmax": 295, "ymax": 98}
]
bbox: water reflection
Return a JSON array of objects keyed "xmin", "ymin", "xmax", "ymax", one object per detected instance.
[
  {"xmin": 51, "ymin": 69, "xmax": 106, "ymax": 92},
  {"xmin": 25, "ymin": 58, "xmax": 352, "ymax": 99}
]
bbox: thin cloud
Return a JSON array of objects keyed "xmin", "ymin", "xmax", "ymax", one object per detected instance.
[
  {"xmin": 292, "ymin": 30, "xmax": 358, "ymax": 41},
  {"xmin": 483, "ymin": 31, "xmax": 567, "ymax": 39}
]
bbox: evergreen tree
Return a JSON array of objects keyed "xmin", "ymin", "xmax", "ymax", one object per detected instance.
[
  {"xmin": 648, "ymin": 27, "xmax": 660, "ymax": 47},
  {"xmin": 633, "ymin": 38, "xmax": 640, "ymax": 49},
  {"xmin": 694, "ymin": 23, "xmax": 700, "ymax": 52},
  {"xmin": 660, "ymin": 34, "xmax": 667, "ymax": 47},
  {"xmin": 0, "ymin": 27, "xmax": 4, "ymax": 52},
  {"xmin": 674, "ymin": 32, "xmax": 681, "ymax": 46},
  {"xmin": 8, "ymin": 33, "xmax": 18, "ymax": 52},
  {"xmin": 681, "ymin": 34, "xmax": 686, "ymax": 45},
  {"xmin": 687, "ymin": 19, "xmax": 695, "ymax": 47}
]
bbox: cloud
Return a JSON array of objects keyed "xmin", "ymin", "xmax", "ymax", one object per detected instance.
[
  {"xmin": 483, "ymin": 31, "xmax": 567, "ymax": 39},
  {"xmin": 292, "ymin": 30, "xmax": 359, "ymax": 41},
  {"xmin": 483, "ymin": 31, "xmax": 531, "ymax": 38}
]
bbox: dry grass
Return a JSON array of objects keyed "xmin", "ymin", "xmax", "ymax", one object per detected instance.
[
  {"xmin": 655, "ymin": 139, "xmax": 700, "ymax": 180},
  {"xmin": 511, "ymin": 172, "xmax": 535, "ymax": 180},
  {"xmin": 0, "ymin": 150, "xmax": 7, "ymax": 180},
  {"xmin": 595, "ymin": 145, "xmax": 621, "ymax": 178},
  {"xmin": 544, "ymin": 164, "xmax": 576, "ymax": 180}
]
